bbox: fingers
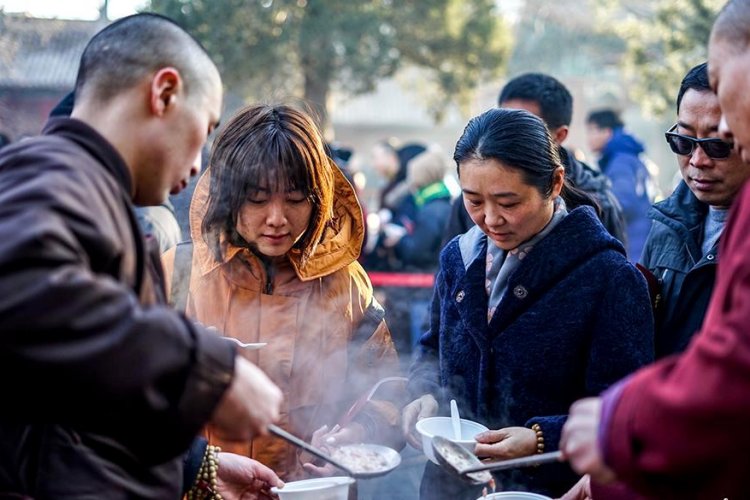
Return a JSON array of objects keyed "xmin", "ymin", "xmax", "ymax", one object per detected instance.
[
  {"xmin": 402, "ymin": 400, "xmax": 422, "ymax": 449},
  {"xmin": 251, "ymin": 461, "xmax": 284, "ymax": 489},
  {"xmin": 556, "ymin": 475, "xmax": 591, "ymax": 500},
  {"xmin": 402, "ymin": 400, "xmax": 420, "ymax": 436},
  {"xmin": 406, "ymin": 430, "xmax": 423, "ymax": 451},
  {"xmin": 324, "ymin": 424, "xmax": 361, "ymax": 447},
  {"xmin": 302, "ymin": 462, "xmax": 336, "ymax": 477},
  {"xmin": 310, "ymin": 425, "xmax": 331, "ymax": 448},
  {"xmin": 474, "ymin": 429, "xmax": 506, "ymax": 444}
]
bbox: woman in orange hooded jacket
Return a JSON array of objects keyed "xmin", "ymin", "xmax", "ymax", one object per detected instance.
[{"xmin": 163, "ymin": 104, "xmax": 403, "ymax": 480}]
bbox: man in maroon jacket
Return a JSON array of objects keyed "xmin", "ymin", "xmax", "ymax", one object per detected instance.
[{"xmin": 560, "ymin": 1, "xmax": 750, "ymax": 499}]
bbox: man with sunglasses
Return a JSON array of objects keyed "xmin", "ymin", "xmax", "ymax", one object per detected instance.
[{"xmin": 639, "ymin": 62, "xmax": 750, "ymax": 359}]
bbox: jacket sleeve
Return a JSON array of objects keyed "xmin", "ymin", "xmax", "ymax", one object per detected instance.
[
  {"xmin": 346, "ymin": 262, "xmax": 406, "ymax": 450},
  {"xmin": 527, "ymin": 260, "xmax": 654, "ymax": 452},
  {"xmin": 0, "ymin": 167, "xmax": 235, "ymax": 463},
  {"xmin": 601, "ymin": 185, "xmax": 750, "ymax": 495},
  {"xmin": 525, "ymin": 259, "xmax": 654, "ymax": 489}
]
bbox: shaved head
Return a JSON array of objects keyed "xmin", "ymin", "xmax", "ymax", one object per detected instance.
[
  {"xmin": 75, "ymin": 13, "xmax": 219, "ymax": 104},
  {"xmin": 712, "ymin": 0, "xmax": 750, "ymax": 52}
]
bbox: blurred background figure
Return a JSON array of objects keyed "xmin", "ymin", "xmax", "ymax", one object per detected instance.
[
  {"xmin": 586, "ymin": 109, "xmax": 656, "ymax": 261},
  {"xmin": 364, "ymin": 139, "xmax": 435, "ymax": 357},
  {"xmin": 370, "ymin": 140, "xmax": 428, "ymax": 236},
  {"xmin": 378, "ymin": 149, "xmax": 452, "ymax": 347}
]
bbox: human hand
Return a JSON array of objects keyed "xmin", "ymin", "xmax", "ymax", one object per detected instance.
[
  {"xmin": 474, "ymin": 426, "xmax": 538, "ymax": 460},
  {"xmin": 556, "ymin": 474, "xmax": 592, "ymax": 500},
  {"xmin": 560, "ymin": 398, "xmax": 616, "ymax": 484},
  {"xmin": 216, "ymin": 452, "xmax": 283, "ymax": 500},
  {"xmin": 210, "ymin": 356, "xmax": 283, "ymax": 441},
  {"xmin": 302, "ymin": 423, "xmax": 366, "ymax": 477},
  {"xmin": 402, "ymin": 394, "xmax": 438, "ymax": 449}
]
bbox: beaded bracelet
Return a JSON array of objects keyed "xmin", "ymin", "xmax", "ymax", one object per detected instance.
[
  {"xmin": 187, "ymin": 444, "xmax": 222, "ymax": 500},
  {"xmin": 530, "ymin": 423, "xmax": 544, "ymax": 454}
]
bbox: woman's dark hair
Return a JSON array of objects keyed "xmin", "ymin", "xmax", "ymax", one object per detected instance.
[
  {"xmin": 202, "ymin": 104, "xmax": 334, "ymax": 263},
  {"xmin": 454, "ymin": 108, "xmax": 599, "ymax": 212}
]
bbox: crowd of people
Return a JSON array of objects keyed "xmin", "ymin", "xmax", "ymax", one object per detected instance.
[{"xmin": 2, "ymin": 1, "xmax": 750, "ymax": 499}]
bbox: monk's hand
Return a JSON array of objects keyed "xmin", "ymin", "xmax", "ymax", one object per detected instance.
[{"xmin": 560, "ymin": 397, "xmax": 616, "ymax": 484}]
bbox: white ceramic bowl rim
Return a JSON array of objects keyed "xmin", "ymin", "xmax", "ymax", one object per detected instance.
[
  {"xmin": 415, "ymin": 417, "xmax": 488, "ymax": 442},
  {"xmin": 271, "ymin": 476, "xmax": 355, "ymax": 493},
  {"xmin": 475, "ymin": 492, "xmax": 552, "ymax": 500}
]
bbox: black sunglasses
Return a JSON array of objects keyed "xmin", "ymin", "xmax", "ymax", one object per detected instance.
[{"xmin": 664, "ymin": 124, "xmax": 733, "ymax": 160}]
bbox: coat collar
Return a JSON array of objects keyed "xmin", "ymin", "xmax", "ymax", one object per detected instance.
[
  {"xmin": 649, "ymin": 180, "xmax": 707, "ymax": 261},
  {"xmin": 455, "ymin": 206, "xmax": 623, "ymax": 337},
  {"xmin": 42, "ymin": 117, "xmax": 133, "ymax": 197}
]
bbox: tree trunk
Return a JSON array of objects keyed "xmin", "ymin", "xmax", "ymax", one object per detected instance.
[
  {"xmin": 303, "ymin": 71, "xmax": 331, "ymax": 137},
  {"xmin": 299, "ymin": 1, "xmax": 334, "ymax": 136}
]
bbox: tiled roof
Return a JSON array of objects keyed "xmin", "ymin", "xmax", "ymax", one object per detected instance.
[{"xmin": 0, "ymin": 14, "xmax": 103, "ymax": 89}]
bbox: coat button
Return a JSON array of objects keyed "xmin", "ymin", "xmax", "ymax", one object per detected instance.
[
  {"xmin": 513, "ymin": 285, "xmax": 528, "ymax": 299},
  {"xmin": 456, "ymin": 290, "xmax": 465, "ymax": 302},
  {"xmin": 706, "ymin": 254, "xmax": 715, "ymax": 261}
]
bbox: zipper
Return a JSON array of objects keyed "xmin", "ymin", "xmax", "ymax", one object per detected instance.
[{"xmin": 262, "ymin": 258, "xmax": 275, "ymax": 295}]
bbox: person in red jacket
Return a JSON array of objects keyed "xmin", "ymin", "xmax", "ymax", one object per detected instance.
[{"xmin": 559, "ymin": 1, "xmax": 750, "ymax": 498}]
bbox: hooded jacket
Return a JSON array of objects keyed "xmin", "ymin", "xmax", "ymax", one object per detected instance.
[
  {"xmin": 0, "ymin": 118, "xmax": 234, "ymax": 499},
  {"xmin": 163, "ymin": 167, "xmax": 403, "ymax": 480},
  {"xmin": 639, "ymin": 181, "xmax": 718, "ymax": 358},
  {"xmin": 410, "ymin": 206, "xmax": 654, "ymax": 498},
  {"xmin": 598, "ymin": 128, "xmax": 654, "ymax": 261}
]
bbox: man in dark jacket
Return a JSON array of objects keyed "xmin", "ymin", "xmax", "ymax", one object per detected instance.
[
  {"xmin": 586, "ymin": 109, "xmax": 654, "ymax": 261},
  {"xmin": 442, "ymin": 73, "xmax": 627, "ymax": 246},
  {"xmin": 640, "ymin": 62, "xmax": 750, "ymax": 359},
  {"xmin": 0, "ymin": 13, "xmax": 282, "ymax": 499}
]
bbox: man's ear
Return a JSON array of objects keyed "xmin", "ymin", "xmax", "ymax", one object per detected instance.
[
  {"xmin": 551, "ymin": 125, "xmax": 569, "ymax": 146},
  {"xmin": 149, "ymin": 67, "xmax": 182, "ymax": 116}
]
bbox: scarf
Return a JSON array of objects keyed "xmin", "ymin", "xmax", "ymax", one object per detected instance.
[{"xmin": 485, "ymin": 198, "xmax": 568, "ymax": 322}]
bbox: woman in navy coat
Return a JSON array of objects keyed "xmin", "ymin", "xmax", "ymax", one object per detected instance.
[{"xmin": 404, "ymin": 108, "xmax": 654, "ymax": 499}]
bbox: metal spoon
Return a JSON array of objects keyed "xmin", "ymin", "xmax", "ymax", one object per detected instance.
[
  {"xmin": 432, "ymin": 435, "xmax": 564, "ymax": 485},
  {"xmin": 225, "ymin": 337, "xmax": 267, "ymax": 350},
  {"xmin": 268, "ymin": 424, "xmax": 401, "ymax": 479}
]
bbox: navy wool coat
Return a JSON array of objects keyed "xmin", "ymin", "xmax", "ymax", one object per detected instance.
[{"xmin": 409, "ymin": 206, "xmax": 654, "ymax": 499}]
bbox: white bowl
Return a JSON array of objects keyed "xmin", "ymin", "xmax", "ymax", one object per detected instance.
[
  {"xmin": 271, "ymin": 476, "xmax": 355, "ymax": 500},
  {"xmin": 415, "ymin": 416, "xmax": 489, "ymax": 464},
  {"xmin": 476, "ymin": 493, "xmax": 552, "ymax": 500}
]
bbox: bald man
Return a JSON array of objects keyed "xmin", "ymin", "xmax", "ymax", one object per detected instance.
[{"xmin": 0, "ymin": 13, "xmax": 281, "ymax": 499}]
